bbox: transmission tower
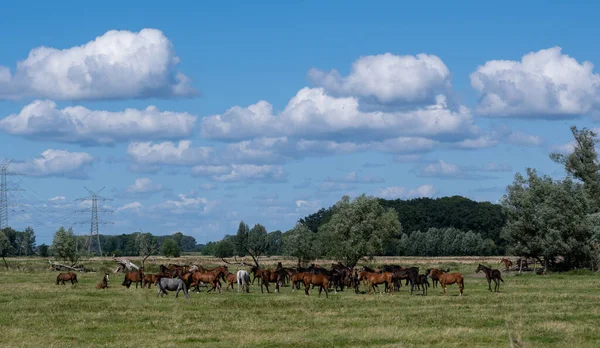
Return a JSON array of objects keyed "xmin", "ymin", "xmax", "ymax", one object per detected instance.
[
  {"xmin": 75, "ymin": 186, "xmax": 113, "ymax": 255},
  {"xmin": 0, "ymin": 160, "xmax": 24, "ymax": 230}
]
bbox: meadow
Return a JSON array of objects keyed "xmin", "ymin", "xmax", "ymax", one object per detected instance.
[{"xmin": 1, "ymin": 256, "xmax": 599, "ymax": 348}]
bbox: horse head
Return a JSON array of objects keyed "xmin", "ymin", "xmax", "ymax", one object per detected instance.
[{"xmin": 475, "ymin": 264, "xmax": 483, "ymax": 273}]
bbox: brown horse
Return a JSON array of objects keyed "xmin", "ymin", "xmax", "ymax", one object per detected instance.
[
  {"xmin": 56, "ymin": 272, "xmax": 78, "ymax": 285},
  {"xmin": 290, "ymin": 271, "xmax": 310, "ymax": 290},
  {"xmin": 190, "ymin": 265, "xmax": 228, "ymax": 293},
  {"xmin": 225, "ymin": 272, "xmax": 237, "ymax": 290},
  {"xmin": 429, "ymin": 269, "xmax": 464, "ymax": 296},
  {"xmin": 500, "ymin": 258, "xmax": 513, "ymax": 272},
  {"xmin": 122, "ymin": 267, "xmax": 144, "ymax": 288},
  {"xmin": 96, "ymin": 272, "xmax": 109, "ymax": 289},
  {"xmin": 143, "ymin": 273, "xmax": 168, "ymax": 289},
  {"xmin": 360, "ymin": 271, "xmax": 394, "ymax": 294},
  {"xmin": 303, "ymin": 273, "xmax": 329, "ymax": 298},
  {"xmin": 475, "ymin": 264, "xmax": 504, "ymax": 292}
]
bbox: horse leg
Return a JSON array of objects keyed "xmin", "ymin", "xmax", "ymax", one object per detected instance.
[
  {"xmin": 487, "ymin": 277, "xmax": 492, "ymax": 292},
  {"xmin": 318, "ymin": 285, "xmax": 322, "ymax": 297}
]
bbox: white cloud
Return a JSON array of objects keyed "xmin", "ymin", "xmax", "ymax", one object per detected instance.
[
  {"xmin": 127, "ymin": 140, "xmax": 213, "ymax": 166},
  {"xmin": 12, "ymin": 149, "xmax": 94, "ymax": 178},
  {"xmin": 416, "ymin": 160, "xmax": 464, "ymax": 178},
  {"xmin": 308, "ymin": 53, "xmax": 451, "ymax": 105},
  {"xmin": 482, "ymin": 162, "xmax": 512, "ymax": 172},
  {"xmin": 191, "ymin": 164, "xmax": 286, "ymax": 183},
  {"xmin": 295, "ymin": 199, "xmax": 322, "ymax": 212},
  {"xmin": 550, "ymin": 141, "xmax": 575, "ymax": 155},
  {"xmin": 506, "ymin": 131, "xmax": 544, "ymax": 146},
  {"xmin": 325, "ymin": 171, "xmax": 385, "ymax": 184},
  {"xmin": 116, "ymin": 202, "xmax": 143, "ymax": 214},
  {"xmin": 126, "ymin": 178, "xmax": 164, "ymax": 194},
  {"xmin": 0, "ymin": 28, "xmax": 195, "ymax": 100},
  {"xmin": 48, "ymin": 196, "xmax": 66, "ymax": 201},
  {"xmin": 201, "ymin": 88, "xmax": 475, "ymax": 141},
  {"xmin": 0, "ymin": 100, "xmax": 196, "ymax": 144},
  {"xmin": 157, "ymin": 193, "xmax": 216, "ymax": 215},
  {"xmin": 376, "ymin": 185, "xmax": 437, "ymax": 199},
  {"xmin": 471, "ymin": 47, "xmax": 600, "ymax": 118}
]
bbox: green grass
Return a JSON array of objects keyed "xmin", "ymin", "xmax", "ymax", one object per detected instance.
[{"xmin": 1, "ymin": 256, "xmax": 600, "ymax": 347}]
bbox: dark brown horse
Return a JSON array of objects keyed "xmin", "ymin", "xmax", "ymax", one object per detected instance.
[
  {"xmin": 429, "ymin": 269, "xmax": 464, "ymax": 296},
  {"xmin": 56, "ymin": 272, "xmax": 78, "ymax": 285},
  {"xmin": 122, "ymin": 267, "xmax": 144, "ymax": 288},
  {"xmin": 475, "ymin": 264, "xmax": 504, "ymax": 292},
  {"xmin": 303, "ymin": 273, "xmax": 329, "ymax": 297},
  {"xmin": 96, "ymin": 272, "xmax": 109, "ymax": 289}
]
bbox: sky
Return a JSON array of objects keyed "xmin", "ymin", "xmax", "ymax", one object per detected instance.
[{"xmin": 1, "ymin": 1, "xmax": 598, "ymax": 244}]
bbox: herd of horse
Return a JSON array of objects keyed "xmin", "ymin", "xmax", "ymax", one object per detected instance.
[{"xmin": 55, "ymin": 261, "xmax": 507, "ymax": 298}]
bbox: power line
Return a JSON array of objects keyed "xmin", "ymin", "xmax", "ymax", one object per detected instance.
[
  {"xmin": 75, "ymin": 186, "xmax": 113, "ymax": 256},
  {"xmin": 0, "ymin": 160, "xmax": 24, "ymax": 229}
]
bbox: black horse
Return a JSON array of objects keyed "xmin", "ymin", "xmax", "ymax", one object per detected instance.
[{"xmin": 475, "ymin": 264, "xmax": 504, "ymax": 292}]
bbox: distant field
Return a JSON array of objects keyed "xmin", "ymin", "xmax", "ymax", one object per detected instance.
[{"xmin": 1, "ymin": 256, "xmax": 599, "ymax": 347}]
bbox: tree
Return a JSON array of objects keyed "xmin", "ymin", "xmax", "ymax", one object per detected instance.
[
  {"xmin": 0, "ymin": 231, "xmax": 13, "ymax": 269},
  {"xmin": 319, "ymin": 194, "xmax": 401, "ymax": 267},
  {"xmin": 22, "ymin": 227, "xmax": 36, "ymax": 256},
  {"xmin": 234, "ymin": 221, "xmax": 250, "ymax": 257},
  {"xmin": 179, "ymin": 235, "xmax": 197, "ymax": 252},
  {"xmin": 161, "ymin": 238, "xmax": 181, "ymax": 258},
  {"xmin": 213, "ymin": 236, "xmax": 235, "ymax": 258},
  {"xmin": 266, "ymin": 230, "xmax": 283, "ymax": 256},
  {"xmin": 135, "ymin": 232, "xmax": 159, "ymax": 268},
  {"xmin": 501, "ymin": 169, "xmax": 594, "ymax": 269},
  {"xmin": 38, "ymin": 244, "xmax": 49, "ymax": 257},
  {"xmin": 550, "ymin": 126, "xmax": 600, "ymax": 212},
  {"xmin": 234, "ymin": 221, "xmax": 270, "ymax": 267},
  {"xmin": 51, "ymin": 227, "xmax": 79, "ymax": 264},
  {"xmin": 283, "ymin": 223, "xmax": 319, "ymax": 266}
]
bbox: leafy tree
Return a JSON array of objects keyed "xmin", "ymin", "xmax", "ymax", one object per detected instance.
[
  {"xmin": 501, "ymin": 168, "xmax": 594, "ymax": 269},
  {"xmin": 213, "ymin": 236, "xmax": 235, "ymax": 258},
  {"xmin": 179, "ymin": 235, "xmax": 197, "ymax": 252},
  {"xmin": 201, "ymin": 241, "xmax": 217, "ymax": 256},
  {"xmin": 161, "ymin": 238, "xmax": 181, "ymax": 258},
  {"xmin": 51, "ymin": 227, "xmax": 79, "ymax": 264},
  {"xmin": 38, "ymin": 244, "xmax": 49, "ymax": 257},
  {"xmin": 550, "ymin": 126, "xmax": 600, "ymax": 212},
  {"xmin": 0, "ymin": 231, "xmax": 13, "ymax": 269},
  {"xmin": 234, "ymin": 221, "xmax": 250, "ymax": 257},
  {"xmin": 283, "ymin": 223, "xmax": 319, "ymax": 266},
  {"xmin": 266, "ymin": 230, "xmax": 283, "ymax": 256},
  {"xmin": 320, "ymin": 194, "xmax": 401, "ymax": 267},
  {"xmin": 22, "ymin": 227, "xmax": 36, "ymax": 256}
]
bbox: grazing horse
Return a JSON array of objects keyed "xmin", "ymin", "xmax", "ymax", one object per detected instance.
[
  {"xmin": 96, "ymin": 272, "xmax": 109, "ymax": 289},
  {"xmin": 429, "ymin": 269, "xmax": 464, "ymax": 296},
  {"xmin": 475, "ymin": 264, "xmax": 504, "ymax": 292},
  {"xmin": 500, "ymin": 258, "xmax": 513, "ymax": 272},
  {"xmin": 122, "ymin": 268, "xmax": 144, "ymax": 289},
  {"xmin": 157, "ymin": 277, "xmax": 190, "ymax": 298},
  {"xmin": 237, "ymin": 270, "xmax": 250, "ymax": 293},
  {"xmin": 412, "ymin": 274, "xmax": 429, "ymax": 295},
  {"xmin": 56, "ymin": 272, "xmax": 78, "ymax": 285},
  {"xmin": 303, "ymin": 273, "xmax": 329, "ymax": 298}
]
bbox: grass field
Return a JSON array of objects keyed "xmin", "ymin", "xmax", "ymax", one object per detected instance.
[{"xmin": 1, "ymin": 256, "xmax": 599, "ymax": 348}]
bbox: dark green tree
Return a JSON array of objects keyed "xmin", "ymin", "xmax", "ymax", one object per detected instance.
[
  {"xmin": 161, "ymin": 238, "xmax": 181, "ymax": 258},
  {"xmin": 51, "ymin": 227, "xmax": 79, "ymax": 264},
  {"xmin": 0, "ymin": 230, "xmax": 13, "ymax": 269},
  {"xmin": 320, "ymin": 194, "xmax": 401, "ymax": 267},
  {"xmin": 38, "ymin": 243, "xmax": 50, "ymax": 257},
  {"xmin": 283, "ymin": 223, "xmax": 319, "ymax": 266}
]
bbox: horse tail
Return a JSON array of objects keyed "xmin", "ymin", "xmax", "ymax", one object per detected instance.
[{"xmin": 56, "ymin": 275, "xmax": 60, "ymax": 285}]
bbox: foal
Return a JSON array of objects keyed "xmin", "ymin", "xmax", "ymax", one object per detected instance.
[
  {"xmin": 475, "ymin": 264, "xmax": 504, "ymax": 292},
  {"xmin": 96, "ymin": 272, "xmax": 109, "ymax": 289}
]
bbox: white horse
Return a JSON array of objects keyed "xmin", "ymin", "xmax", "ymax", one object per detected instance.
[{"xmin": 237, "ymin": 270, "xmax": 250, "ymax": 293}]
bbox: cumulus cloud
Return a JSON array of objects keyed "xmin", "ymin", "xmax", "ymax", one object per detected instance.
[
  {"xmin": 471, "ymin": 47, "xmax": 600, "ymax": 118},
  {"xmin": 157, "ymin": 192, "xmax": 216, "ymax": 215},
  {"xmin": 0, "ymin": 28, "xmax": 196, "ymax": 100},
  {"xmin": 506, "ymin": 131, "xmax": 544, "ymax": 146},
  {"xmin": 0, "ymin": 100, "xmax": 196, "ymax": 145},
  {"xmin": 11, "ymin": 149, "xmax": 94, "ymax": 178},
  {"xmin": 376, "ymin": 185, "xmax": 437, "ymax": 199},
  {"xmin": 550, "ymin": 141, "xmax": 576, "ymax": 155},
  {"xmin": 116, "ymin": 202, "xmax": 143, "ymax": 214},
  {"xmin": 127, "ymin": 140, "xmax": 213, "ymax": 166},
  {"xmin": 201, "ymin": 88, "xmax": 476, "ymax": 142},
  {"xmin": 191, "ymin": 164, "xmax": 286, "ymax": 183},
  {"xmin": 324, "ymin": 171, "xmax": 385, "ymax": 184},
  {"xmin": 308, "ymin": 53, "xmax": 451, "ymax": 105},
  {"xmin": 48, "ymin": 196, "xmax": 66, "ymax": 201},
  {"xmin": 413, "ymin": 160, "xmax": 507, "ymax": 179},
  {"xmin": 126, "ymin": 178, "xmax": 164, "ymax": 194}
]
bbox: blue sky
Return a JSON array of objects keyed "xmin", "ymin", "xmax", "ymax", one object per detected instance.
[{"xmin": 1, "ymin": 1, "xmax": 598, "ymax": 244}]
